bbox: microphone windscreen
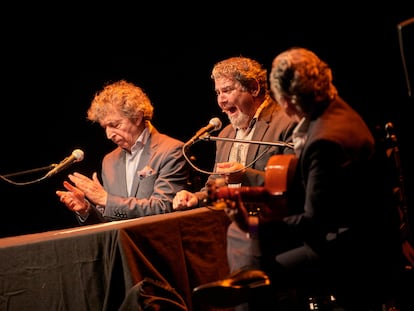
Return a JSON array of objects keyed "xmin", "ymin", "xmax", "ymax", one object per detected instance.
[{"xmin": 209, "ymin": 117, "xmax": 222, "ymax": 131}]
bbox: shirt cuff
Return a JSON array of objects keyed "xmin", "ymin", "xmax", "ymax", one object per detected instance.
[{"xmin": 75, "ymin": 199, "xmax": 91, "ymax": 222}]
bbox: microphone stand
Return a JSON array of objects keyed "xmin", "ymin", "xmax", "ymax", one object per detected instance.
[
  {"xmin": 182, "ymin": 134, "xmax": 294, "ymax": 176},
  {"xmin": 201, "ymin": 135, "xmax": 295, "ymax": 149}
]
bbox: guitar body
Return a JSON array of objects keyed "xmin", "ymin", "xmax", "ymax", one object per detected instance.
[
  {"xmin": 265, "ymin": 154, "xmax": 298, "ymax": 195},
  {"xmin": 208, "ymin": 154, "xmax": 301, "ymax": 220},
  {"xmin": 261, "ymin": 154, "xmax": 300, "ymax": 219}
]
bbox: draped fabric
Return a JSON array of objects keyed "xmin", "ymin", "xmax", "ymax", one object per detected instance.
[{"xmin": 0, "ymin": 208, "xmax": 230, "ymax": 311}]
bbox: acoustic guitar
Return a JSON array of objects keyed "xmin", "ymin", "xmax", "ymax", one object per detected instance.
[{"xmin": 207, "ymin": 154, "xmax": 299, "ymax": 220}]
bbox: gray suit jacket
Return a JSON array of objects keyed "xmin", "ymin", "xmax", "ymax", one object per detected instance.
[{"xmin": 84, "ymin": 123, "xmax": 190, "ymax": 223}]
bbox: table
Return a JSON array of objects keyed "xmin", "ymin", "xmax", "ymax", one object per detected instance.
[{"xmin": 0, "ymin": 207, "xmax": 231, "ymax": 311}]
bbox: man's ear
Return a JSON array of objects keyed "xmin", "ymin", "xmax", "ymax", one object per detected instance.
[
  {"xmin": 134, "ymin": 112, "xmax": 144, "ymax": 126},
  {"xmin": 248, "ymin": 79, "xmax": 260, "ymax": 97}
]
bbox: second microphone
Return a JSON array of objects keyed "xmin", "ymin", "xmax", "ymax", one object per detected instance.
[{"xmin": 185, "ymin": 117, "xmax": 222, "ymax": 146}]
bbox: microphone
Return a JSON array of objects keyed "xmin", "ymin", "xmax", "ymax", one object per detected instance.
[
  {"xmin": 45, "ymin": 149, "xmax": 84, "ymax": 178},
  {"xmin": 186, "ymin": 117, "xmax": 222, "ymax": 146}
]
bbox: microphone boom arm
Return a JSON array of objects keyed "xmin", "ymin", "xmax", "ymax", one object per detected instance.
[{"xmin": 201, "ymin": 135, "xmax": 294, "ymax": 149}]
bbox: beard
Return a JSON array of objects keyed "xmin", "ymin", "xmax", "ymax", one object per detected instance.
[{"xmin": 228, "ymin": 111, "xmax": 251, "ymax": 130}]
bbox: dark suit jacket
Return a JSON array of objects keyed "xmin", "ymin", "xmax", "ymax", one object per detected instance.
[
  {"xmin": 83, "ymin": 123, "xmax": 190, "ymax": 223},
  {"xmin": 259, "ymin": 97, "xmax": 401, "ymax": 296},
  {"xmin": 283, "ymin": 96, "xmax": 377, "ymax": 244}
]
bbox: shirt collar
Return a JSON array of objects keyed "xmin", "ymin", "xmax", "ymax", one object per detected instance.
[
  {"xmin": 293, "ymin": 117, "xmax": 309, "ymax": 136},
  {"xmin": 237, "ymin": 97, "xmax": 269, "ymax": 133},
  {"xmin": 130, "ymin": 127, "xmax": 149, "ymax": 154},
  {"xmin": 292, "ymin": 117, "xmax": 309, "ymax": 155}
]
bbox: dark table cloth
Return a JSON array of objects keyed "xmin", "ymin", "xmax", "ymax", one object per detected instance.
[{"xmin": 0, "ymin": 207, "xmax": 231, "ymax": 311}]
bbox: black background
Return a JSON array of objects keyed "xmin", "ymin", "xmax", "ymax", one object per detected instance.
[{"xmin": 1, "ymin": 3, "xmax": 413, "ymax": 237}]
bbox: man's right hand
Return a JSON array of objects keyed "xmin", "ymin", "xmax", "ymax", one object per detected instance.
[
  {"xmin": 173, "ymin": 190, "xmax": 198, "ymax": 210},
  {"xmin": 216, "ymin": 161, "xmax": 245, "ymax": 184}
]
